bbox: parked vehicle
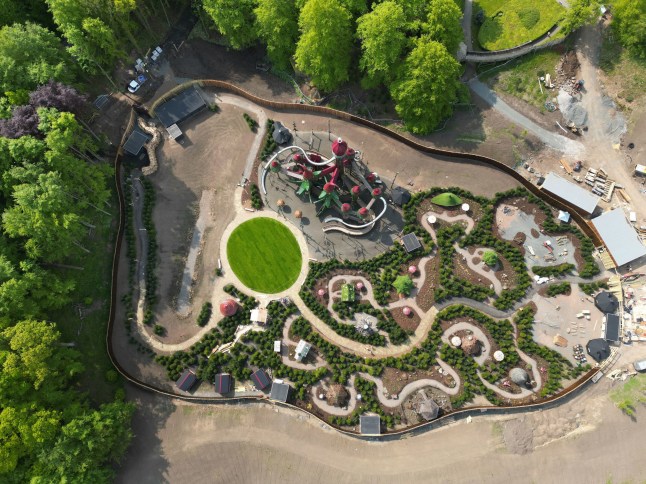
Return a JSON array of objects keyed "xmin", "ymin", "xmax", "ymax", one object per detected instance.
[
  {"xmin": 633, "ymin": 359, "xmax": 646, "ymax": 372},
  {"xmin": 127, "ymin": 74, "xmax": 147, "ymax": 93}
]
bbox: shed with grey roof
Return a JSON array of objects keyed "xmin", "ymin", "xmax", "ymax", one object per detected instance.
[
  {"xmin": 269, "ymin": 381, "xmax": 290, "ymax": 402},
  {"xmin": 155, "ymin": 87, "xmax": 207, "ymax": 128},
  {"xmin": 592, "ymin": 208, "xmax": 646, "ymax": 267},
  {"xmin": 541, "ymin": 173, "xmax": 599, "ymax": 215},
  {"xmin": 402, "ymin": 233, "xmax": 421, "ymax": 253},
  {"xmin": 359, "ymin": 415, "xmax": 381, "ymax": 435},
  {"xmin": 123, "ymin": 129, "xmax": 150, "ymax": 156}
]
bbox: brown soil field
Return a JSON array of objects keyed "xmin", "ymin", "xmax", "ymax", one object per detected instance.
[{"xmin": 117, "ymin": 379, "xmax": 646, "ymax": 484}]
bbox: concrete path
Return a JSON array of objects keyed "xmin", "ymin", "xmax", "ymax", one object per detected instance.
[
  {"xmin": 462, "ymin": 0, "xmax": 473, "ymax": 51},
  {"xmin": 213, "ymin": 93, "xmax": 268, "ymax": 184},
  {"xmin": 358, "ymin": 359, "xmax": 460, "ymax": 408},
  {"xmin": 469, "ymin": 79, "xmax": 584, "ymax": 155},
  {"xmin": 442, "ymin": 321, "xmax": 492, "ymax": 366},
  {"xmin": 310, "ymin": 376, "xmax": 358, "ymax": 416},
  {"xmin": 422, "ymin": 210, "xmax": 503, "ymax": 294}
]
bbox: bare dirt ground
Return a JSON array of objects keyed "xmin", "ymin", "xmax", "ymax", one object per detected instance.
[
  {"xmin": 146, "ymin": 104, "xmax": 255, "ymax": 342},
  {"xmin": 116, "ymin": 379, "xmax": 646, "ymax": 484},
  {"xmin": 243, "ymin": 103, "xmax": 521, "ymax": 197}
]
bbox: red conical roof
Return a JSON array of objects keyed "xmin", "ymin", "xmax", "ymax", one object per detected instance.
[
  {"xmin": 332, "ymin": 138, "xmax": 348, "ymax": 156},
  {"xmin": 366, "ymin": 173, "xmax": 376, "ymax": 183},
  {"xmin": 341, "ymin": 203, "xmax": 351, "ymax": 212},
  {"xmin": 358, "ymin": 207, "xmax": 369, "ymax": 217},
  {"xmin": 219, "ymin": 299, "xmax": 238, "ymax": 317},
  {"xmin": 323, "ymin": 182, "xmax": 335, "ymax": 193},
  {"xmin": 293, "ymin": 153, "xmax": 302, "ymax": 162},
  {"xmin": 352, "ymin": 185, "xmax": 361, "ymax": 194},
  {"xmin": 372, "ymin": 188, "xmax": 382, "ymax": 197}
]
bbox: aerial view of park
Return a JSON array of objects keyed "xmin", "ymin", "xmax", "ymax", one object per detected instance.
[{"xmin": 1, "ymin": 0, "xmax": 646, "ymax": 483}]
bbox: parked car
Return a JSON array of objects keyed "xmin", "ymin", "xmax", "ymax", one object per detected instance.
[
  {"xmin": 633, "ymin": 359, "xmax": 646, "ymax": 372},
  {"xmin": 127, "ymin": 74, "xmax": 147, "ymax": 93}
]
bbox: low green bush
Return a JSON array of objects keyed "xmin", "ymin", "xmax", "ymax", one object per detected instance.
[
  {"xmin": 197, "ymin": 302, "xmax": 213, "ymax": 327},
  {"xmin": 532, "ymin": 263, "xmax": 575, "ymax": 277},
  {"xmin": 546, "ymin": 282, "xmax": 570, "ymax": 297}
]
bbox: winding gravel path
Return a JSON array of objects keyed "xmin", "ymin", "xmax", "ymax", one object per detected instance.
[{"xmin": 441, "ymin": 321, "xmax": 492, "ymax": 366}]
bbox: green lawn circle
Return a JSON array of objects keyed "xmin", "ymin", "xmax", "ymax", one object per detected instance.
[{"xmin": 226, "ymin": 218, "xmax": 302, "ymax": 294}]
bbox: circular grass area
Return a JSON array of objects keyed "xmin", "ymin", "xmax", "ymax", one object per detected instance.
[{"xmin": 227, "ymin": 218, "xmax": 302, "ymax": 293}]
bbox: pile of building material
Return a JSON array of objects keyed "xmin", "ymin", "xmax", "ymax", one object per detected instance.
[{"xmin": 583, "ymin": 167, "xmax": 615, "ymax": 201}]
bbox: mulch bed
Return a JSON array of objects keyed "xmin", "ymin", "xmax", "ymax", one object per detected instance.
[
  {"xmin": 441, "ymin": 316, "xmax": 499, "ymax": 355},
  {"xmin": 381, "ymin": 367, "xmax": 455, "ymax": 396},
  {"xmin": 494, "ymin": 254, "xmax": 519, "ymax": 290},
  {"xmin": 530, "ymin": 228, "xmax": 540, "ymax": 238},
  {"xmin": 452, "ymin": 252, "xmax": 494, "ymax": 291},
  {"xmin": 389, "ymin": 306, "xmax": 421, "ymax": 332},
  {"xmin": 416, "ymin": 256, "xmax": 440, "ymax": 311}
]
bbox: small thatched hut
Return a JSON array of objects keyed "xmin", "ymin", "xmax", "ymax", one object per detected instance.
[
  {"xmin": 326, "ymin": 384, "xmax": 350, "ymax": 407},
  {"xmin": 461, "ymin": 336, "xmax": 481, "ymax": 356}
]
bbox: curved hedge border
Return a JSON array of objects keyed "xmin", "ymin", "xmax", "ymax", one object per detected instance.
[{"xmin": 105, "ymin": 82, "xmax": 604, "ymax": 438}]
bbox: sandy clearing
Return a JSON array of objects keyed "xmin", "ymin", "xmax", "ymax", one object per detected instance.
[{"xmin": 117, "ymin": 380, "xmax": 645, "ymax": 484}]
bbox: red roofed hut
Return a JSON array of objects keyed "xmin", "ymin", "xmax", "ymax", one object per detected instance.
[{"xmin": 219, "ymin": 299, "xmax": 238, "ymax": 317}]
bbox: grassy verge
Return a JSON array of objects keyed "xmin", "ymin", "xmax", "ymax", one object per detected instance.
[
  {"xmin": 479, "ymin": 49, "xmax": 562, "ymax": 110},
  {"xmin": 50, "ymin": 190, "xmax": 120, "ymax": 405},
  {"xmin": 227, "ymin": 218, "xmax": 302, "ymax": 293},
  {"xmin": 610, "ymin": 373, "xmax": 646, "ymax": 417},
  {"xmin": 599, "ymin": 30, "xmax": 646, "ymax": 110},
  {"xmin": 475, "ymin": 0, "xmax": 565, "ymax": 51}
]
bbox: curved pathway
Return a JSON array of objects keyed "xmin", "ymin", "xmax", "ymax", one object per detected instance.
[
  {"xmin": 422, "ymin": 210, "xmax": 503, "ymax": 294},
  {"xmin": 358, "ymin": 359, "xmax": 460, "ymax": 408},
  {"xmin": 214, "ymin": 93, "xmax": 268, "ymax": 184},
  {"xmin": 441, "ymin": 321, "xmax": 492, "ymax": 366},
  {"xmin": 310, "ymin": 376, "xmax": 358, "ymax": 416},
  {"xmin": 469, "ymin": 79, "xmax": 584, "ymax": 155},
  {"xmin": 281, "ymin": 316, "xmax": 328, "ymax": 370}
]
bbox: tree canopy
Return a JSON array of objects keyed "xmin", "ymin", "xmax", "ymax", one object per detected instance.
[
  {"xmin": 393, "ymin": 275, "xmax": 414, "ymax": 295},
  {"xmin": 356, "ymin": 1, "xmax": 408, "ymax": 86},
  {"xmin": 295, "ymin": 0, "xmax": 354, "ymax": 92},
  {"xmin": 482, "ymin": 251, "xmax": 499, "ymax": 267},
  {"xmin": 0, "ymin": 320, "xmax": 134, "ymax": 481},
  {"xmin": 0, "ymin": 23, "xmax": 73, "ymax": 92},
  {"xmin": 390, "ymin": 39, "xmax": 463, "ymax": 134},
  {"xmin": 612, "ymin": 0, "xmax": 646, "ymax": 58},
  {"xmin": 254, "ymin": 0, "xmax": 299, "ymax": 69},
  {"xmin": 203, "ymin": 0, "xmax": 258, "ymax": 50},
  {"xmin": 422, "ymin": 0, "xmax": 463, "ymax": 54}
]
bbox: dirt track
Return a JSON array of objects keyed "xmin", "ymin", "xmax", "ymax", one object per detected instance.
[{"xmin": 117, "ymin": 379, "xmax": 644, "ymax": 483}]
